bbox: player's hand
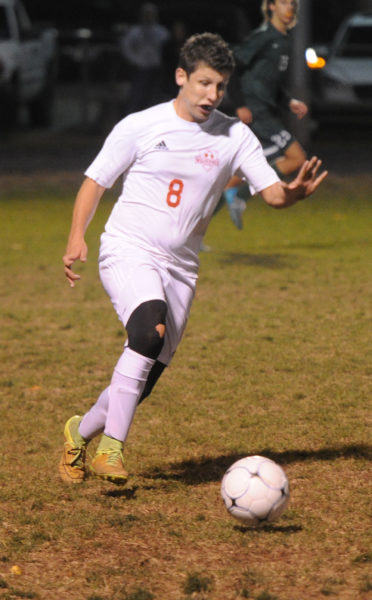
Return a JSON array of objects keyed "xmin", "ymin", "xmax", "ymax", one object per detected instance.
[
  {"xmin": 63, "ymin": 239, "xmax": 88, "ymax": 287},
  {"xmin": 289, "ymin": 99, "xmax": 308, "ymax": 120},
  {"xmin": 288, "ymin": 156, "xmax": 328, "ymax": 198},
  {"xmin": 236, "ymin": 106, "xmax": 253, "ymax": 124}
]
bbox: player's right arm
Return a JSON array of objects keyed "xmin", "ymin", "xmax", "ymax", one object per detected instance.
[
  {"xmin": 228, "ymin": 72, "xmax": 253, "ymax": 124},
  {"xmin": 63, "ymin": 177, "xmax": 106, "ymax": 287},
  {"xmin": 289, "ymin": 98, "xmax": 308, "ymax": 120}
]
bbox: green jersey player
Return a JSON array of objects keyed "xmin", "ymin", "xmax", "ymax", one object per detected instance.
[{"xmin": 225, "ymin": 0, "xmax": 308, "ymax": 229}]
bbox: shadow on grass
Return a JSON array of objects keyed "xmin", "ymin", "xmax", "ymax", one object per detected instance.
[
  {"xmin": 141, "ymin": 443, "xmax": 371, "ymax": 486},
  {"xmin": 103, "ymin": 486, "xmax": 138, "ymax": 499},
  {"xmin": 218, "ymin": 252, "xmax": 294, "ymax": 269},
  {"xmin": 217, "ymin": 240, "xmax": 370, "ymax": 267},
  {"xmin": 235, "ymin": 523, "xmax": 303, "ymax": 534}
]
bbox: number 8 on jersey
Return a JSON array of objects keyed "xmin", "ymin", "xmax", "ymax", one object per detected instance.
[{"xmin": 166, "ymin": 179, "xmax": 184, "ymax": 207}]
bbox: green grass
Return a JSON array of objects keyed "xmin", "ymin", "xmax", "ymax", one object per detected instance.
[{"xmin": 0, "ymin": 173, "xmax": 371, "ymax": 599}]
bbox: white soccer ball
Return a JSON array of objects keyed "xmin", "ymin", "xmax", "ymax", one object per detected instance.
[{"xmin": 221, "ymin": 455, "xmax": 289, "ymax": 526}]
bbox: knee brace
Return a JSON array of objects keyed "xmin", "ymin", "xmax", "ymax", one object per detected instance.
[{"xmin": 126, "ymin": 299, "xmax": 167, "ymax": 359}]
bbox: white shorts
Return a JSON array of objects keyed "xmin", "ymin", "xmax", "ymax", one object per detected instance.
[{"xmin": 99, "ymin": 248, "xmax": 196, "ymax": 365}]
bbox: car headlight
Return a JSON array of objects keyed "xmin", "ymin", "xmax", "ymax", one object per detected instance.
[{"xmin": 305, "ymin": 48, "xmax": 326, "ymax": 69}]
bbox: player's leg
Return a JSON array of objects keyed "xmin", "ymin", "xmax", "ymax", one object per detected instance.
[
  {"xmin": 79, "ymin": 387, "xmax": 109, "ymax": 440},
  {"xmin": 100, "ymin": 298, "xmax": 167, "ymax": 442},
  {"xmin": 60, "ymin": 384, "xmax": 121, "ymax": 483},
  {"xmin": 59, "ymin": 255, "xmax": 167, "ymax": 484},
  {"xmin": 274, "ymin": 140, "xmax": 306, "ymax": 176},
  {"xmin": 58, "ymin": 413, "xmax": 90, "ymax": 484},
  {"xmin": 251, "ymin": 110, "xmax": 307, "ymax": 178},
  {"xmin": 138, "ymin": 360, "xmax": 167, "ymax": 403},
  {"xmin": 88, "ymin": 258, "xmax": 168, "ymax": 484},
  {"xmin": 156, "ymin": 265, "xmax": 196, "ymax": 368},
  {"xmin": 89, "ymin": 263, "xmax": 195, "ymax": 484},
  {"xmin": 69, "ymin": 301, "xmax": 167, "ymax": 484},
  {"xmin": 225, "ymin": 175, "xmax": 243, "ymax": 191},
  {"xmin": 78, "ymin": 303, "xmax": 168, "ymax": 436},
  {"xmin": 223, "ymin": 175, "xmax": 247, "ymax": 230}
]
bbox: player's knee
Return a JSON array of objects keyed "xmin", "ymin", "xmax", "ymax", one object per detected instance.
[
  {"xmin": 288, "ymin": 141, "xmax": 307, "ymax": 170},
  {"xmin": 131, "ymin": 325, "xmax": 165, "ymax": 359},
  {"xmin": 126, "ymin": 299, "xmax": 167, "ymax": 359}
]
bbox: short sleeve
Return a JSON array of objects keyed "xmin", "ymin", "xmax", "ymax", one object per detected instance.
[
  {"xmin": 232, "ymin": 122, "xmax": 279, "ymax": 194},
  {"xmin": 85, "ymin": 116, "xmax": 138, "ymax": 188}
]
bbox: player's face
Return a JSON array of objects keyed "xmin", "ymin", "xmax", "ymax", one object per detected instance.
[
  {"xmin": 270, "ymin": 0, "xmax": 297, "ymax": 32},
  {"xmin": 174, "ymin": 62, "xmax": 230, "ymax": 123}
]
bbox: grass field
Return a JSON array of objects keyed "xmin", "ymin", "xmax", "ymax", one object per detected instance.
[{"xmin": 0, "ymin": 172, "xmax": 371, "ymax": 600}]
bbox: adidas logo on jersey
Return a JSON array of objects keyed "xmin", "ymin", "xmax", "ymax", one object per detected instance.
[{"xmin": 154, "ymin": 140, "xmax": 169, "ymax": 151}]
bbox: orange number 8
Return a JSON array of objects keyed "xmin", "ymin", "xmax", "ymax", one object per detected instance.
[{"xmin": 166, "ymin": 178, "xmax": 184, "ymax": 207}]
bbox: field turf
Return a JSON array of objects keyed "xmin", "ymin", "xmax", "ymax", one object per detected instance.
[{"xmin": 0, "ymin": 172, "xmax": 371, "ymax": 600}]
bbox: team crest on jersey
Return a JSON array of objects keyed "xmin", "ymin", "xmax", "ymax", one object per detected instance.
[{"xmin": 195, "ymin": 149, "xmax": 219, "ymax": 171}]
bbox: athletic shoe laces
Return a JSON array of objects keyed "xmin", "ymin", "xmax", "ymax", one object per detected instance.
[{"xmin": 67, "ymin": 445, "xmax": 86, "ymax": 468}]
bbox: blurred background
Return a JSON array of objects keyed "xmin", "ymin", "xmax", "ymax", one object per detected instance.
[{"xmin": 1, "ymin": 0, "xmax": 372, "ymax": 174}]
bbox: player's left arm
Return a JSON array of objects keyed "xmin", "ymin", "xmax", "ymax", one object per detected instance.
[{"xmin": 260, "ymin": 156, "xmax": 328, "ymax": 208}]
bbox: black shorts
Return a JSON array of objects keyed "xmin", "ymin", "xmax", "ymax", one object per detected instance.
[{"xmin": 249, "ymin": 108, "xmax": 295, "ymax": 162}]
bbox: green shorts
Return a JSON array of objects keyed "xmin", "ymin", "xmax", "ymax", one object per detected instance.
[{"xmin": 249, "ymin": 108, "xmax": 295, "ymax": 162}]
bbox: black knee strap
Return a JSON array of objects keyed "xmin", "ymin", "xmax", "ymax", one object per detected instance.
[
  {"xmin": 139, "ymin": 360, "xmax": 166, "ymax": 404},
  {"xmin": 126, "ymin": 299, "xmax": 167, "ymax": 359}
]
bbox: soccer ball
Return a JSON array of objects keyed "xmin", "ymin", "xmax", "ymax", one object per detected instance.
[{"xmin": 221, "ymin": 455, "xmax": 289, "ymax": 526}]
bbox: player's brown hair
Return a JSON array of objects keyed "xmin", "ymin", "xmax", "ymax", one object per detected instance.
[
  {"xmin": 261, "ymin": 0, "xmax": 299, "ymax": 27},
  {"xmin": 178, "ymin": 32, "xmax": 235, "ymax": 76}
]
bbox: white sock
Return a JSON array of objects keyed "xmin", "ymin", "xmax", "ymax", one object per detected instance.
[
  {"xmin": 79, "ymin": 349, "xmax": 155, "ymax": 443},
  {"xmin": 106, "ymin": 348, "xmax": 155, "ymax": 442},
  {"xmin": 79, "ymin": 386, "xmax": 109, "ymax": 440}
]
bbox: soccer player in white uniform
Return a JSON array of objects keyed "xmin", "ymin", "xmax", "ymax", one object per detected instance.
[{"xmin": 60, "ymin": 32, "xmax": 327, "ymax": 485}]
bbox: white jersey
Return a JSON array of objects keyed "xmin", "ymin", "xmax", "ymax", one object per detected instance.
[{"xmin": 85, "ymin": 100, "xmax": 279, "ymax": 273}]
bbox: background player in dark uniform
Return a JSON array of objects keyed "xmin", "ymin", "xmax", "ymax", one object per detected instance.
[{"xmin": 224, "ymin": 0, "xmax": 308, "ymax": 229}]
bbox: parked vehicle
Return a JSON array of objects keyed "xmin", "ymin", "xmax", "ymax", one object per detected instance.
[
  {"xmin": 307, "ymin": 12, "xmax": 372, "ymax": 117},
  {"xmin": 0, "ymin": 0, "xmax": 58, "ymax": 128}
]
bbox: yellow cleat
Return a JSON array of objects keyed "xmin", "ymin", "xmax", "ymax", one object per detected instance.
[
  {"xmin": 59, "ymin": 415, "xmax": 87, "ymax": 484},
  {"xmin": 89, "ymin": 445, "xmax": 128, "ymax": 485}
]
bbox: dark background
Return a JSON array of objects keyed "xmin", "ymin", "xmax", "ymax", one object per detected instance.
[
  {"xmin": 1, "ymin": 0, "xmax": 372, "ymax": 175},
  {"xmin": 24, "ymin": 0, "xmax": 372, "ymax": 44}
]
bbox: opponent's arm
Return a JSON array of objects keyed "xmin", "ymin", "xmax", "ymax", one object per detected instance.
[
  {"xmin": 228, "ymin": 35, "xmax": 265, "ymax": 124},
  {"xmin": 236, "ymin": 106, "xmax": 253, "ymax": 124},
  {"xmin": 289, "ymin": 98, "xmax": 308, "ymax": 120},
  {"xmin": 63, "ymin": 177, "xmax": 106, "ymax": 287},
  {"xmin": 260, "ymin": 156, "xmax": 328, "ymax": 208}
]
